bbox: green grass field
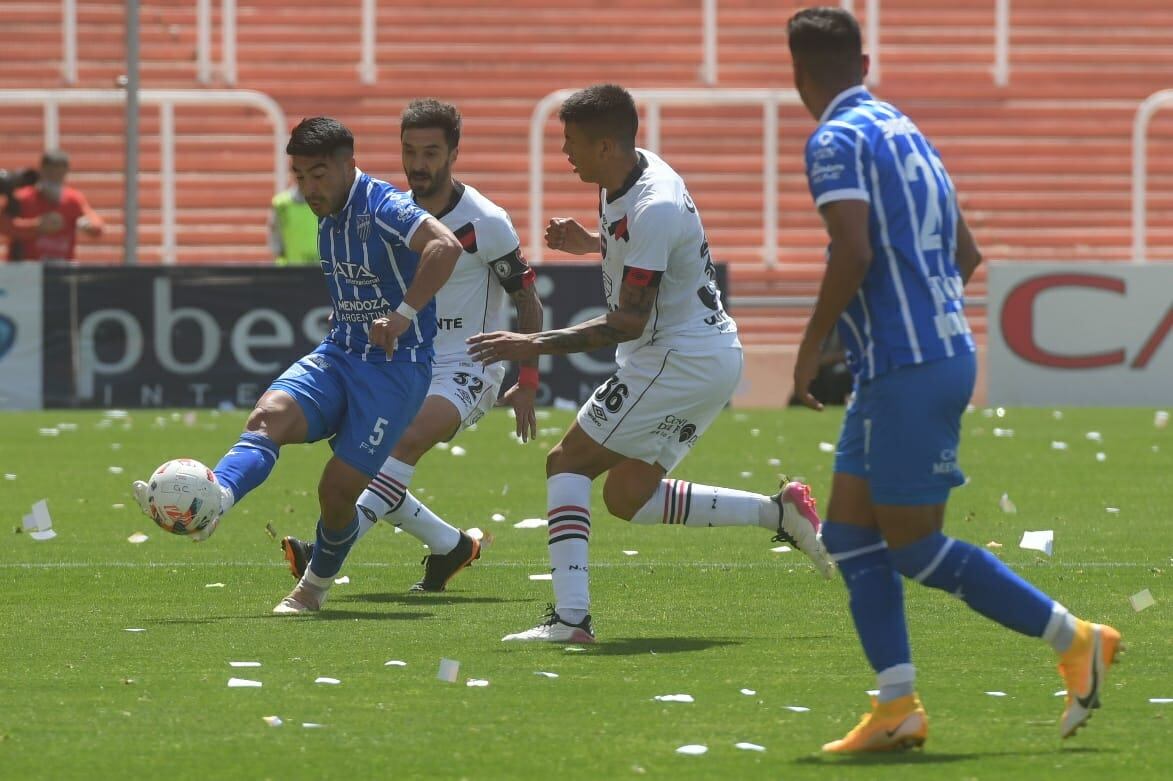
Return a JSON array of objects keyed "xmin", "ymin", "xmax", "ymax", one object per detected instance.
[{"xmin": 0, "ymin": 406, "xmax": 1169, "ymax": 780}]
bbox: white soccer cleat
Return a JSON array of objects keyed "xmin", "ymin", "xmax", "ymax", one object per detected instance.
[
  {"xmin": 772, "ymin": 480, "xmax": 835, "ymax": 579},
  {"xmin": 273, "ymin": 580, "xmax": 329, "ymax": 615},
  {"xmin": 131, "ymin": 480, "xmax": 152, "ymax": 518},
  {"xmin": 502, "ymin": 605, "xmax": 595, "ymax": 643}
]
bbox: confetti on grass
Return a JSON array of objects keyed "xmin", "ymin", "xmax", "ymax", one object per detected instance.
[
  {"xmin": 314, "ymin": 677, "xmax": 340, "ymax": 685},
  {"xmin": 1019, "ymin": 530, "xmax": 1054, "ymax": 556},
  {"xmin": 228, "ymin": 678, "xmax": 262, "ymax": 688},
  {"xmin": 230, "ymin": 661, "xmax": 261, "ymax": 668},
  {"xmin": 127, "ymin": 532, "xmax": 148, "ymax": 544},
  {"xmin": 735, "ymin": 742, "xmax": 766, "ymax": 752},
  {"xmin": 654, "ymin": 694, "xmax": 695, "ymax": 703},
  {"xmin": 1130, "ymin": 589, "xmax": 1155, "ymax": 612},
  {"xmin": 675, "ymin": 745, "xmax": 707, "ymax": 756},
  {"xmin": 513, "ymin": 518, "xmax": 546, "ymax": 529},
  {"xmin": 384, "ymin": 660, "xmax": 407, "ymax": 667}
]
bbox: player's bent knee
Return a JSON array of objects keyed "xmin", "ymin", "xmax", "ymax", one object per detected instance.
[
  {"xmin": 244, "ymin": 392, "xmax": 306, "ymax": 445},
  {"xmin": 602, "ymin": 477, "xmax": 655, "ymax": 522}
]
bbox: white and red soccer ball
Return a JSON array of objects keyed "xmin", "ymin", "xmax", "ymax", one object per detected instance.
[{"xmin": 147, "ymin": 458, "xmax": 221, "ymax": 535}]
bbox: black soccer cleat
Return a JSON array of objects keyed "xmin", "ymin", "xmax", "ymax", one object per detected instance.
[
  {"xmin": 409, "ymin": 531, "xmax": 482, "ymax": 593},
  {"xmin": 281, "ymin": 535, "xmax": 313, "ymax": 580}
]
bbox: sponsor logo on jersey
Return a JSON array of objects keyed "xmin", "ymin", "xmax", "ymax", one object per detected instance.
[
  {"xmin": 355, "ymin": 213, "xmax": 371, "ymax": 241},
  {"xmin": 331, "ymin": 259, "xmax": 381, "ymax": 287},
  {"xmin": 454, "ymin": 222, "xmax": 478, "ymax": 253},
  {"xmin": 606, "ymin": 215, "xmax": 630, "ymax": 242},
  {"xmin": 656, "ymin": 414, "xmax": 699, "ymax": 446}
]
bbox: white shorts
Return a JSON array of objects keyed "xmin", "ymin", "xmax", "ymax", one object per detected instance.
[
  {"xmin": 576, "ymin": 345, "xmax": 743, "ymax": 472},
  {"xmin": 428, "ymin": 359, "xmax": 504, "ymax": 438}
]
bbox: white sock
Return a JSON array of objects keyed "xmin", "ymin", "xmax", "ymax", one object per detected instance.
[
  {"xmin": 547, "ymin": 472, "xmax": 592, "ymax": 623},
  {"xmin": 629, "ymin": 479, "xmax": 775, "ymax": 528},
  {"xmin": 876, "ymin": 663, "xmax": 916, "ymax": 703},
  {"xmin": 1043, "ymin": 602, "xmax": 1079, "ymax": 654},
  {"xmin": 355, "ymin": 457, "xmax": 460, "ymax": 553},
  {"xmin": 302, "ymin": 567, "xmax": 333, "ymax": 590}
]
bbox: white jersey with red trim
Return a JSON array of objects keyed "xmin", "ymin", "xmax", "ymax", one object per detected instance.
[
  {"xmin": 598, "ymin": 149, "xmax": 740, "ymax": 367},
  {"xmin": 413, "ymin": 181, "xmax": 528, "ymax": 367}
]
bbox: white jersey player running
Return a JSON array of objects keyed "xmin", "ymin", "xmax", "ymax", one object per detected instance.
[
  {"xmin": 469, "ymin": 84, "xmax": 833, "ymax": 643},
  {"xmin": 282, "ymin": 99, "xmax": 544, "ymax": 593}
]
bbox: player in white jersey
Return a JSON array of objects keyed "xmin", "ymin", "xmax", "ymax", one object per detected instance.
[
  {"xmin": 281, "ymin": 99, "xmax": 544, "ymax": 592},
  {"xmin": 469, "ymin": 84, "xmax": 834, "ymax": 643}
]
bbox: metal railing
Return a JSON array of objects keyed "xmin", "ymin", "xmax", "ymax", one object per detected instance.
[
  {"xmin": 0, "ymin": 89, "xmax": 286, "ymax": 265},
  {"xmin": 1131, "ymin": 89, "xmax": 1173, "ymax": 264},
  {"xmin": 528, "ymin": 87, "xmax": 803, "ymax": 267},
  {"xmin": 195, "ymin": 0, "xmax": 237, "ymax": 85}
]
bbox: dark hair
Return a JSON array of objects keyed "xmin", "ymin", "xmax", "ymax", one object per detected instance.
[
  {"xmin": 558, "ymin": 84, "xmax": 638, "ymax": 148},
  {"xmin": 400, "ymin": 99, "xmax": 462, "ymax": 151},
  {"xmin": 41, "ymin": 149, "xmax": 69, "ymax": 168},
  {"xmin": 787, "ymin": 7, "xmax": 864, "ymax": 86},
  {"xmin": 286, "ymin": 117, "xmax": 355, "ymax": 158}
]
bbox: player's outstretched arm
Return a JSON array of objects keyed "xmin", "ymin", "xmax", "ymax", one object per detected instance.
[
  {"xmin": 794, "ymin": 199, "xmax": 873, "ymax": 410},
  {"xmin": 467, "ymin": 268, "xmax": 658, "ymax": 363},
  {"xmin": 545, "ymin": 217, "xmax": 598, "ymax": 255},
  {"xmin": 371, "ymin": 217, "xmax": 462, "ymax": 351},
  {"xmin": 955, "ymin": 211, "xmax": 983, "ymax": 285}
]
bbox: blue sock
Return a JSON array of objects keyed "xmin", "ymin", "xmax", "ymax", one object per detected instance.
[
  {"xmin": 307, "ymin": 514, "xmax": 360, "ymax": 579},
  {"xmin": 888, "ymin": 532, "xmax": 1054, "ymax": 637},
  {"xmin": 821, "ymin": 521, "xmax": 912, "ymax": 693},
  {"xmin": 213, "ymin": 432, "xmax": 279, "ymax": 506}
]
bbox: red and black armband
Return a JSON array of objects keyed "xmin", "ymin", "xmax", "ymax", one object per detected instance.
[
  {"xmin": 518, "ymin": 366, "xmax": 540, "ymax": 389},
  {"xmin": 490, "ymin": 248, "xmax": 535, "ymax": 293},
  {"xmin": 621, "ymin": 266, "xmax": 664, "ymax": 288}
]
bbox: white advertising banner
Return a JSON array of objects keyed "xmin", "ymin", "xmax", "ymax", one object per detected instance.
[
  {"xmin": 988, "ymin": 262, "xmax": 1173, "ymax": 406},
  {"xmin": 0, "ymin": 263, "xmax": 43, "ymax": 410}
]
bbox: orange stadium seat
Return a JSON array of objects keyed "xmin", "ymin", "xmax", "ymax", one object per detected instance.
[{"xmin": 3, "ymin": 0, "xmax": 1173, "ymax": 343}]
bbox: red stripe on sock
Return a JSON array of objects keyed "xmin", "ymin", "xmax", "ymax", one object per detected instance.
[
  {"xmin": 548, "ymin": 522, "xmax": 590, "ymax": 536},
  {"xmin": 549, "ymin": 504, "xmax": 590, "ymax": 517}
]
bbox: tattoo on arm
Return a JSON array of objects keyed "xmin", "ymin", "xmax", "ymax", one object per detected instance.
[
  {"xmin": 532, "ymin": 281, "xmax": 658, "ymax": 356},
  {"xmin": 510, "ymin": 286, "xmax": 544, "ymax": 368}
]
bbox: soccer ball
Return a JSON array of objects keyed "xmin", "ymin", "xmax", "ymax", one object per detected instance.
[{"xmin": 147, "ymin": 459, "xmax": 222, "ymax": 536}]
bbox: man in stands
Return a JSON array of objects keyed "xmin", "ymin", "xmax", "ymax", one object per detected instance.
[{"xmin": 5, "ymin": 151, "xmax": 103, "ymax": 261}]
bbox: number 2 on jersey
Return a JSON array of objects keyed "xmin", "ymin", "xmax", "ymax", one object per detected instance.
[{"xmin": 902, "ymin": 151, "xmax": 943, "ymax": 252}]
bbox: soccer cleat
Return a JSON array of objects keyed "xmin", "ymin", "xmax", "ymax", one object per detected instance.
[
  {"xmin": 1058, "ymin": 620, "xmax": 1122, "ymax": 738},
  {"xmin": 822, "ymin": 695, "xmax": 928, "ymax": 753},
  {"xmin": 131, "ymin": 480, "xmax": 153, "ymax": 519},
  {"xmin": 272, "ymin": 580, "xmax": 329, "ymax": 615},
  {"xmin": 771, "ymin": 479, "xmax": 835, "ymax": 579},
  {"xmin": 502, "ymin": 605, "xmax": 596, "ymax": 643},
  {"xmin": 281, "ymin": 536, "xmax": 313, "ymax": 580},
  {"xmin": 409, "ymin": 531, "xmax": 482, "ymax": 593}
]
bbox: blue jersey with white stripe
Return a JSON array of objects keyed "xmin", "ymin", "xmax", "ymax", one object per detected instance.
[
  {"xmin": 317, "ymin": 169, "xmax": 434, "ymax": 363},
  {"xmin": 804, "ymin": 86, "xmax": 975, "ymax": 381}
]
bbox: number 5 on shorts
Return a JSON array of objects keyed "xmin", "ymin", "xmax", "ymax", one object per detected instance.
[{"xmin": 368, "ymin": 417, "xmax": 389, "ymax": 447}]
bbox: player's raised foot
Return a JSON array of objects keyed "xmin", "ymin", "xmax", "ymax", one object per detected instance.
[
  {"xmin": 272, "ymin": 580, "xmax": 329, "ymax": 615},
  {"xmin": 771, "ymin": 479, "xmax": 835, "ymax": 579},
  {"xmin": 281, "ymin": 536, "xmax": 313, "ymax": 580},
  {"xmin": 409, "ymin": 531, "xmax": 482, "ymax": 593},
  {"xmin": 131, "ymin": 480, "xmax": 154, "ymax": 520},
  {"xmin": 822, "ymin": 694, "xmax": 928, "ymax": 753},
  {"xmin": 502, "ymin": 605, "xmax": 595, "ymax": 643},
  {"xmin": 1058, "ymin": 620, "xmax": 1122, "ymax": 738}
]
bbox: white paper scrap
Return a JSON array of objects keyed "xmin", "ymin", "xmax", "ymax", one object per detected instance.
[
  {"xmin": 230, "ymin": 661, "xmax": 261, "ymax": 668},
  {"xmin": 123, "ymin": 628, "xmax": 146, "ymax": 632},
  {"xmin": 314, "ymin": 677, "xmax": 341, "ymax": 685},
  {"xmin": 111, "ymin": 503, "xmax": 125, "ymax": 509},
  {"xmin": 29, "ymin": 529, "xmax": 57, "ymax": 541},
  {"xmin": 1129, "ymin": 589, "xmax": 1155, "ymax": 612},
  {"xmin": 3, "ymin": 473, "xmax": 15, "ymax": 480},
  {"xmin": 740, "ymin": 688, "xmax": 756, "ymax": 696},
  {"xmin": 995, "ymin": 407, "xmax": 1006, "ymax": 418},
  {"xmin": 450, "ymin": 446, "xmax": 467, "ymax": 457},
  {"xmin": 767, "ymin": 458, "xmax": 782, "ymax": 467},
  {"xmin": 262, "ymin": 716, "xmax": 283, "ymax": 727},
  {"xmin": 1086, "ymin": 431, "xmax": 1103, "ymax": 442},
  {"xmin": 528, "ymin": 573, "xmax": 553, "ymax": 581},
  {"xmin": 301, "ymin": 723, "xmax": 325, "ymax": 728},
  {"xmin": 535, "ymin": 671, "xmax": 559, "ymax": 678},
  {"xmin": 1055, "ymin": 690, "xmax": 1066, "ymax": 697},
  {"xmin": 491, "ymin": 513, "xmax": 506, "ymax": 522},
  {"xmin": 993, "ymin": 428, "xmax": 1015, "ymax": 438},
  {"xmin": 735, "ymin": 742, "xmax": 766, "ymax": 752},
  {"xmin": 205, "ymin": 582, "xmax": 225, "ymax": 588},
  {"xmin": 384, "ymin": 660, "xmax": 407, "ymax": 667},
  {"xmin": 127, "ymin": 532, "xmax": 148, "ymax": 544},
  {"xmin": 333, "ymin": 576, "xmax": 350, "ymax": 585},
  {"xmin": 1051, "ymin": 441, "xmax": 1068, "ymax": 451},
  {"xmin": 108, "ymin": 466, "xmax": 124, "ymax": 474},
  {"xmin": 999, "ymin": 493, "xmax": 1018, "ymax": 513},
  {"xmin": 1106, "ymin": 507, "xmax": 1121, "ymax": 514},
  {"xmin": 1052, "ymin": 410, "xmax": 1064, "ymax": 420},
  {"xmin": 622, "ymin": 550, "xmax": 639, "ymax": 556},
  {"xmin": 1019, "ymin": 530, "xmax": 1054, "ymax": 556},
  {"xmin": 654, "ymin": 694, "xmax": 694, "ymax": 703},
  {"xmin": 675, "ymin": 745, "xmax": 708, "ymax": 756},
  {"xmin": 739, "ymin": 471, "xmax": 753, "ymax": 478},
  {"xmin": 750, "ymin": 428, "xmax": 760, "ymax": 437},
  {"xmin": 227, "ymin": 678, "xmax": 262, "ymax": 688},
  {"xmin": 564, "ymin": 646, "xmax": 587, "ymax": 653},
  {"xmin": 437, "ymin": 658, "xmax": 459, "ymax": 682},
  {"xmin": 1156, "ymin": 410, "xmax": 1169, "ymax": 429},
  {"xmin": 770, "ymin": 545, "xmax": 792, "ymax": 553},
  {"xmin": 466, "ymin": 679, "xmax": 490, "ymax": 687},
  {"xmin": 818, "ymin": 442, "xmax": 835, "ymax": 453},
  {"xmin": 38, "ymin": 428, "xmax": 60, "ymax": 437},
  {"xmin": 985, "ymin": 691, "xmax": 1007, "ymax": 697},
  {"xmin": 1150, "ymin": 698, "xmax": 1173, "ymax": 704},
  {"xmin": 513, "ymin": 518, "xmax": 546, "ymax": 529},
  {"xmin": 784, "ymin": 705, "xmax": 810, "ymax": 712}
]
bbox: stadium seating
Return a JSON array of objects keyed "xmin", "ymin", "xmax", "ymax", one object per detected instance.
[{"xmin": 2, "ymin": 0, "xmax": 1172, "ymax": 345}]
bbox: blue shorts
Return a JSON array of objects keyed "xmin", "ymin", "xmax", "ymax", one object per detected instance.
[
  {"xmin": 269, "ymin": 343, "xmax": 430, "ymax": 477},
  {"xmin": 834, "ymin": 352, "xmax": 976, "ymax": 506}
]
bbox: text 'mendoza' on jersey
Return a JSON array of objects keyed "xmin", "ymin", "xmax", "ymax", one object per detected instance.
[
  {"xmin": 597, "ymin": 149, "xmax": 740, "ymax": 367},
  {"xmin": 804, "ymin": 86, "xmax": 975, "ymax": 382}
]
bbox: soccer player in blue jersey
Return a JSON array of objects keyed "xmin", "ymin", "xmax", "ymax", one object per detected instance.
[
  {"xmin": 133, "ymin": 117, "xmax": 462, "ymax": 615},
  {"xmin": 787, "ymin": 7, "xmax": 1120, "ymax": 752}
]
